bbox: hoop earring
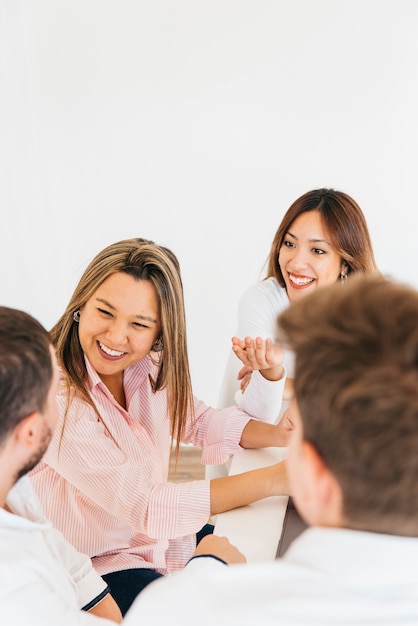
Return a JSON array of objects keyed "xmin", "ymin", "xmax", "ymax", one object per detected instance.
[
  {"xmin": 73, "ymin": 309, "xmax": 81, "ymax": 322},
  {"xmin": 152, "ymin": 337, "xmax": 164, "ymax": 351}
]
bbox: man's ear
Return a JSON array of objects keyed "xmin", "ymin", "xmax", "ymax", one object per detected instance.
[
  {"xmin": 301, "ymin": 441, "xmax": 344, "ymax": 526},
  {"xmin": 13, "ymin": 412, "xmax": 40, "ymax": 450}
]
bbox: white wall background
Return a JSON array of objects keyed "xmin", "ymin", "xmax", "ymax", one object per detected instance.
[{"xmin": 1, "ymin": 0, "xmax": 417, "ymax": 407}]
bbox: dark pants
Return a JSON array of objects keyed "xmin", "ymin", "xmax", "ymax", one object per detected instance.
[
  {"xmin": 102, "ymin": 568, "xmax": 163, "ymax": 616},
  {"xmin": 102, "ymin": 524, "xmax": 214, "ymax": 616}
]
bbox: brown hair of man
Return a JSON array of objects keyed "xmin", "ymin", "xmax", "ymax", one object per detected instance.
[
  {"xmin": 277, "ymin": 274, "xmax": 418, "ymax": 536},
  {"xmin": 0, "ymin": 306, "xmax": 52, "ymax": 447}
]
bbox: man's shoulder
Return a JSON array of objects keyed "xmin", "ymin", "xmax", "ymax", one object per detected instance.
[{"xmin": 4, "ymin": 476, "xmax": 44, "ymax": 521}]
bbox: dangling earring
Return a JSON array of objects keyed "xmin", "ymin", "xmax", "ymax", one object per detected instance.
[
  {"xmin": 73, "ymin": 309, "xmax": 81, "ymax": 322},
  {"xmin": 340, "ymin": 261, "xmax": 348, "ymax": 284},
  {"xmin": 152, "ymin": 337, "xmax": 164, "ymax": 351}
]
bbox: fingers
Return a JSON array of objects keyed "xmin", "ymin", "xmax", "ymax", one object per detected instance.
[
  {"xmin": 240, "ymin": 373, "xmax": 252, "ymax": 393},
  {"xmin": 231, "ymin": 336, "xmax": 261, "ymax": 368},
  {"xmin": 238, "ymin": 364, "xmax": 253, "ymax": 393},
  {"xmin": 281, "ymin": 408, "xmax": 295, "ymax": 431},
  {"xmin": 237, "ymin": 364, "xmax": 252, "ymax": 381},
  {"xmin": 193, "ymin": 535, "xmax": 246, "ymax": 564},
  {"xmin": 232, "ymin": 336, "xmax": 279, "ymax": 370}
]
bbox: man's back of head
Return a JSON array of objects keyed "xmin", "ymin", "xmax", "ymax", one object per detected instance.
[
  {"xmin": 0, "ymin": 306, "xmax": 52, "ymax": 448},
  {"xmin": 278, "ymin": 274, "xmax": 418, "ymax": 536}
]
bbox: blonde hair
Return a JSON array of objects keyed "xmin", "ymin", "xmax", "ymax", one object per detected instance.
[{"xmin": 51, "ymin": 238, "xmax": 194, "ymax": 458}]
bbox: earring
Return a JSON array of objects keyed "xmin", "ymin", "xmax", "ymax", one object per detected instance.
[
  {"xmin": 340, "ymin": 273, "xmax": 347, "ymax": 284},
  {"xmin": 73, "ymin": 310, "xmax": 81, "ymax": 322},
  {"xmin": 152, "ymin": 337, "xmax": 164, "ymax": 351}
]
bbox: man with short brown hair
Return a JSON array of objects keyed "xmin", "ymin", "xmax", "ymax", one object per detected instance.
[{"xmin": 126, "ymin": 274, "xmax": 418, "ymax": 625}]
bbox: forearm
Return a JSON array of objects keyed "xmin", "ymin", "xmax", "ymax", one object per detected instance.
[
  {"xmin": 209, "ymin": 461, "xmax": 289, "ymax": 516},
  {"xmin": 239, "ymin": 418, "xmax": 288, "ymax": 448},
  {"xmin": 239, "ymin": 369, "xmax": 286, "ymax": 424}
]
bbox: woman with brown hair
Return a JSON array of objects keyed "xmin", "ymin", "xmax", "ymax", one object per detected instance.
[{"xmin": 218, "ymin": 187, "xmax": 378, "ymax": 419}]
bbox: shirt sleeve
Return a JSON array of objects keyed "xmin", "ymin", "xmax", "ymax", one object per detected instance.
[
  {"xmin": 5, "ymin": 476, "xmax": 110, "ymax": 613},
  {"xmin": 181, "ymin": 396, "xmax": 252, "ymax": 465},
  {"xmin": 236, "ymin": 280, "xmax": 284, "ymax": 340},
  {"xmin": 218, "ymin": 279, "xmax": 290, "ymax": 411},
  {"xmin": 48, "ymin": 526, "xmax": 110, "ymax": 611},
  {"xmin": 182, "ymin": 372, "xmax": 286, "ymax": 462},
  {"xmin": 237, "ymin": 369, "xmax": 286, "ymax": 424},
  {"xmin": 1, "ymin": 559, "xmax": 114, "ymax": 626}
]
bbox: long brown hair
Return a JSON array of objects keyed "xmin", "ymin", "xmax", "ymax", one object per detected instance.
[{"xmin": 267, "ymin": 188, "xmax": 377, "ymax": 287}]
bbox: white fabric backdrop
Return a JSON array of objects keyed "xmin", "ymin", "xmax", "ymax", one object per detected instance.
[{"xmin": 1, "ymin": 0, "xmax": 417, "ymax": 406}]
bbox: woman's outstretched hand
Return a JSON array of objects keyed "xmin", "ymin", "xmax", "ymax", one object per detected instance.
[{"xmin": 231, "ymin": 336, "xmax": 284, "ymax": 383}]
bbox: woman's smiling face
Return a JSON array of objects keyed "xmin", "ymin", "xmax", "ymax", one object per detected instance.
[
  {"xmin": 279, "ymin": 210, "xmax": 345, "ymax": 303},
  {"xmin": 77, "ymin": 271, "xmax": 161, "ymax": 389}
]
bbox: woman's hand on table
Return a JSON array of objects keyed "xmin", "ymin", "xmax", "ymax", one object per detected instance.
[{"xmin": 192, "ymin": 535, "xmax": 246, "ymax": 565}]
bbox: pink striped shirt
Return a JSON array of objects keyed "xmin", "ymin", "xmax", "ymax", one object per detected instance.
[{"xmin": 29, "ymin": 355, "xmax": 254, "ymax": 575}]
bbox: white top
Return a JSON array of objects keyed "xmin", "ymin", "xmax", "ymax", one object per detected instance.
[
  {"xmin": 125, "ymin": 526, "xmax": 418, "ymax": 626},
  {"xmin": 218, "ymin": 277, "xmax": 293, "ymax": 420},
  {"xmin": 0, "ymin": 476, "xmax": 114, "ymax": 626}
]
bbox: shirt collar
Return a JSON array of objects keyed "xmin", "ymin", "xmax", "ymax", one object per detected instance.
[
  {"xmin": 84, "ymin": 354, "xmax": 155, "ymax": 397},
  {"xmin": 285, "ymin": 526, "xmax": 418, "ymax": 586},
  {"xmin": 4, "ymin": 476, "xmax": 52, "ymax": 529}
]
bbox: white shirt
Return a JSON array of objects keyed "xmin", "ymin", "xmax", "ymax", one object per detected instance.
[
  {"xmin": 218, "ymin": 277, "xmax": 292, "ymax": 420},
  {"xmin": 0, "ymin": 476, "xmax": 114, "ymax": 626},
  {"xmin": 125, "ymin": 526, "xmax": 418, "ymax": 626}
]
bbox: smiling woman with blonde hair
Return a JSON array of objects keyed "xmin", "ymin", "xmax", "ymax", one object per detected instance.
[{"xmin": 30, "ymin": 237, "xmax": 291, "ymax": 616}]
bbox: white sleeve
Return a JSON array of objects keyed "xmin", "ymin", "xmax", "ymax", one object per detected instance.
[
  {"xmin": 6, "ymin": 477, "xmax": 110, "ymax": 614},
  {"xmin": 235, "ymin": 282, "xmax": 288, "ymax": 422},
  {"xmin": 2, "ymin": 592, "xmax": 115, "ymax": 626},
  {"xmin": 218, "ymin": 281, "xmax": 285, "ymax": 409},
  {"xmin": 218, "ymin": 278, "xmax": 293, "ymax": 410},
  {"xmin": 238, "ymin": 369, "xmax": 286, "ymax": 424},
  {"xmin": 48, "ymin": 525, "xmax": 110, "ymax": 610},
  {"xmin": 236, "ymin": 280, "xmax": 284, "ymax": 340},
  {"xmin": 1, "ymin": 555, "xmax": 114, "ymax": 626}
]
